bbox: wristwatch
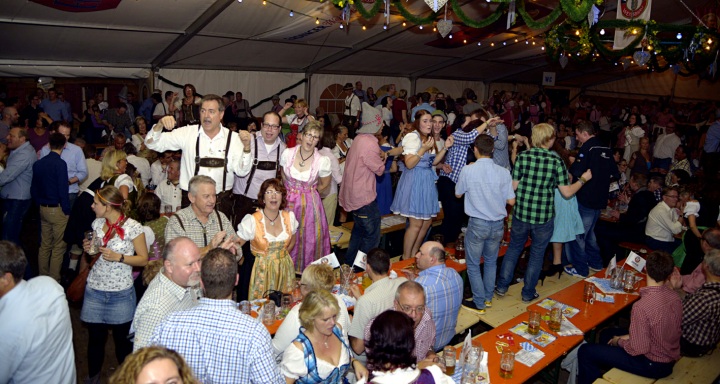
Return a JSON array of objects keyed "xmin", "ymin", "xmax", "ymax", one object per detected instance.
[{"xmin": 119, "ymin": 255, "xmax": 125, "ymax": 264}]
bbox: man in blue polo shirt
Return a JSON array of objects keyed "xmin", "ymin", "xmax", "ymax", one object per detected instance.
[
  {"xmin": 40, "ymin": 88, "xmax": 70, "ymax": 122},
  {"xmin": 456, "ymin": 135, "xmax": 515, "ymax": 314}
]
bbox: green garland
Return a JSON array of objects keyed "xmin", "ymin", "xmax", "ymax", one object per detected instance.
[
  {"xmin": 392, "ymin": 0, "xmax": 438, "ymax": 25},
  {"xmin": 517, "ymin": 0, "xmax": 562, "ymax": 30},
  {"xmin": 559, "ymin": 0, "xmax": 596, "ymax": 23},
  {"xmin": 451, "ymin": 0, "xmax": 506, "ymax": 29},
  {"xmin": 353, "ymin": 0, "xmax": 383, "ymax": 20}
]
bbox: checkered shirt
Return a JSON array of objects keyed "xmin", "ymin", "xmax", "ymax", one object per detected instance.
[
  {"xmin": 151, "ymin": 298, "xmax": 284, "ymax": 384},
  {"xmin": 682, "ymin": 282, "xmax": 720, "ymax": 347},
  {"xmin": 364, "ymin": 308, "xmax": 436, "ymax": 361},
  {"xmin": 165, "ymin": 206, "xmax": 233, "ymax": 248},
  {"xmin": 439, "ymin": 129, "xmax": 480, "ymax": 183},
  {"xmin": 512, "ymin": 147, "xmax": 569, "ymax": 224},
  {"xmin": 416, "ymin": 264, "xmax": 463, "ymax": 351}
]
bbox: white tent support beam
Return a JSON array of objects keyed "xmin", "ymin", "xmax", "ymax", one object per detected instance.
[{"xmin": 151, "ymin": 0, "xmax": 236, "ymax": 70}]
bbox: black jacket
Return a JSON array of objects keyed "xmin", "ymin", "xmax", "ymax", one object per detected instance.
[{"xmin": 570, "ymin": 136, "xmax": 620, "ymax": 209}]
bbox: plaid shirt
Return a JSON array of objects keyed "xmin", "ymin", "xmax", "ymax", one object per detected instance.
[
  {"xmin": 416, "ymin": 264, "xmax": 463, "ymax": 351},
  {"xmin": 165, "ymin": 206, "xmax": 233, "ymax": 248},
  {"xmin": 439, "ymin": 129, "xmax": 480, "ymax": 183},
  {"xmin": 151, "ymin": 298, "xmax": 284, "ymax": 384},
  {"xmin": 512, "ymin": 148, "xmax": 569, "ymax": 224},
  {"xmin": 618, "ymin": 285, "xmax": 682, "ymax": 363},
  {"xmin": 682, "ymin": 282, "xmax": 720, "ymax": 347},
  {"xmin": 364, "ymin": 308, "xmax": 436, "ymax": 361}
]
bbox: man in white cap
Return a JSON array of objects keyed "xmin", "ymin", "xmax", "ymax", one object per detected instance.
[{"xmin": 339, "ymin": 102, "xmax": 388, "ymax": 262}]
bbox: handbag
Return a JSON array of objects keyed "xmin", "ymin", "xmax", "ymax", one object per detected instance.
[{"xmin": 67, "ymin": 254, "xmax": 99, "ymax": 302}]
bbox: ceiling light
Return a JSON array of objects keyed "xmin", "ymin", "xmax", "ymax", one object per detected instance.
[
  {"xmin": 449, "ymin": 34, "xmax": 453, "ymax": 39},
  {"xmin": 237, "ymin": 0, "xmax": 242, "ymax": 2},
  {"xmin": 362, "ymin": 25, "xmax": 367, "ymax": 30},
  {"xmin": 463, "ymin": 39, "xmax": 467, "ymax": 44},
  {"xmin": 419, "ymin": 25, "xmax": 423, "ymax": 30},
  {"xmin": 262, "ymin": 0, "xmax": 266, "ymax": 4},
  {"xmin": 532, "ymin": 41, "xmax": 535, "ymax": 45},
  {"xmin": 600, "ymin": 28, "xmax": 605, "ymax": 35},
  {"xmin": 289, "ymin": 10, "xmax": 293, "ymax": 17},
  {"xmin": 316, "ymin": 18, "xmax": 320, "ymax": 24},
  {"xmin": 631, "ymin": 29, "xmax": 638, "ymax": 35},
  {"xmin": 575, "ymin": 30, "xmax": 580, "ymax": 36},
  {"xmin": 525, "ymin": 40, "xmax": 529, "ymax": 45},
  {"xmin": 514, "ymin": 38, "xmax": 518, "ymax": 42},
  {"xmin": 503, "ymin": 41, "xmax": 506, "ymax": 45},
  {"xmin": 402, "ymin": 21, "xmax": 406, "ymax": 27},
  {"xmin": 677, "ymin": 33, "xmax": 682, "ymax": 39},
  {"xmin": 541, "ymin": 46, "xmax": 545, "ymax": 50},
  {"xmin": 339, "ymin": 24, "xmax": 344, "ymax": 29},
  {"xmin": 383, "ymin": 24, "xmax": 388, "ymax": 30},
  {"xmin": 433, "ymin": 27, "xmax": 437, "ymax": 32},
  {"xmin": 709, "ymin": 38, "xmax": 713, "ymax": 44},
  {"xmin": 477, "ymin": 42, "xmax": 482, "ymax": 46},
  {"xmin": 490, "ymin": 42, "xmax": 495, "ymax": 46}
]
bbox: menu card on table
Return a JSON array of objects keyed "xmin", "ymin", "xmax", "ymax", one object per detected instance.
[
  {"xmin": 537, "ymin": 299, "xmax": 580, "ymax": 318},
  {"xmin": 509, "ymin": 323, "xmax": 557, "ymax": 348}
]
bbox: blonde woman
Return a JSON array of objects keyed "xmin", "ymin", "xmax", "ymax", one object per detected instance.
[
  {"xmin": 281, "ymin": 289, "xmax": 368, "ymax": 383},
  {"xmin": 81, "ymin": 185, "xmax": 148, "ymax": 383},
  {"xmin": 101, "ymin": 149, "xmax": 135, "ymax": 200},
  {"xmin": 109, "ymin": 346, "xmax": 198, "ymax": 384}
]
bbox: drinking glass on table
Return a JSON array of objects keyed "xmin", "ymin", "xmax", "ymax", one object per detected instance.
[
  {"xmin": 262, "ymin": 301, "xmax": 276, "ymax": 325},
  {"xmin": 528, "ymin": 310, "xmax": 541, "ymax": 335},
  {"xmin": 164, "ymin": 204, "xmax": 173, "ymax": 214},
  {"xmin": 460, "ymin": 346, "xmax": 482, "ymax": 384},
  {"xmin": 281, "ymin": 294, "xmax": 292, "ymax": 312},
  {"xmin": 584, "ymin": 282, "xmax": 596, "ymax": 303},
  {"xmin": 443, "ymin": 346, "xmax": 456, "ymax": 375},
  {"xmin": 499, "ymin": 350, "xmax": 515, "ymax": 379},
  {"xmin": 549, "ymin": 305, "xmax": 562, "ymax": 332},
  {"xmin": 239, "ymin": 300, "xmax": 251, "ymax": 315}
]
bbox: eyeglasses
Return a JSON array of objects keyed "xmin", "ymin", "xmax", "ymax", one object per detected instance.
[
  {"xmin": 264, "ymin": 190, "xmax": 282, "ymax": 196},
  {"xmin": 305, "ymin": 134, "xmax": 321, "ymax": 141},
  {"xmin": 399, "ymin": 304, "xmax": 425, "ymax": 314},
  {"xmin": 262, "ymin": 123, "xmax": 281, "ymax": 130}
]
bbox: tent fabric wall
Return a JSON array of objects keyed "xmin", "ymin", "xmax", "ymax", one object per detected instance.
[
  {"xmin": 586, "ymin": 71, "xmax": 720, "ymax": 102},
  {"xmin": 415, "ymin": 79, "xmax": 485, "ymax": 101},
  {"xmin": 309, "ymin": 74, "xmax": 412, "ymax": 111},
  {"xmin": 157, "ymin": 68, "xmax": 306, "ymax": 116},
  {"xmin": 0, "ymin": 65, "xmax": 150, "ymax": 79}
]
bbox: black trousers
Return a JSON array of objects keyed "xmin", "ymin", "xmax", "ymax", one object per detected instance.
[{"xmin": 437, "ymin": 176, "xmax": 466, "ymax": 244}]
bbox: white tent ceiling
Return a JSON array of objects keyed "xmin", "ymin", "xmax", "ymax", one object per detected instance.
[{"xmin": 0, "ymin": 0, "xmax": 717, "ymax": 91}]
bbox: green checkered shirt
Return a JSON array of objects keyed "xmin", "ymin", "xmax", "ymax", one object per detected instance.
[{"xmin": 512, "ymin": 147, "xmax": 569, "ymax": 224}]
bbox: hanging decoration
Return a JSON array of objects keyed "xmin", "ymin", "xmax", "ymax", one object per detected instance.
[
  {"xmin": 507, "ymin": 1, "xmax": 516, "ymax": 30},
  {"xmin": 438, "ymin": 19, "xmax": 453, "ymax": 38},
  {"xmin": 424, "ymin": 0, "xmax": 448, "ymax": 13},
  {"xmin": 559, "ymin": 54, "xmax": 569, "ymax": 68}
]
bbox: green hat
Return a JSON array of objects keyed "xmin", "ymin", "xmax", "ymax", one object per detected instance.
[{"xmin": 431, "ymin": 110, "xmax": 447, "ymax": 122}]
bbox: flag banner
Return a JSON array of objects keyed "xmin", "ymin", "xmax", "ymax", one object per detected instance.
[
  {"xmin": 627, "ymin": 251, "xmax": 646, "ymax": 272},
  {"xmin": 312, "ymin": 253, "xmax": 341, "ymax": 268},
  {"xmin": 613, "ymin": 0, "xmax": 652, "ymax": 50},
  {"xmin": 353, "ymin": 250, "xmax": 367, "ymax": 270}
]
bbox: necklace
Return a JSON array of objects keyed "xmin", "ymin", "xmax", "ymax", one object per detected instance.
[
  {"xmin": 299, "ymin": 149, "xmax": 314, "ymax": 167},
  {"xmin": 263, "ymin": 209, "xmax": 280, "ymax": 226}
]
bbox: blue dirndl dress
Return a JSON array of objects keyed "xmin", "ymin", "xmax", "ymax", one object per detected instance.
[
  {"xmin": 376, "ymin": 144, "xmax": 395, "ymax": 215},
  {"xmin": 294, "ymin": 326, "xmax": 351, "ymax": 384},
  {"xmin": 390, "ymin": 132, "xmax": 440, "ymax": 220}
]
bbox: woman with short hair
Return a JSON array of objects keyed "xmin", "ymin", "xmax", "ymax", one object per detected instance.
[
  {"xmin": 281, "ymin": 290, "xmax": 367, "ymax": 383},
  {"xmin": 109, "ymin": 346, "xmax": 198, "ymax": 384}
]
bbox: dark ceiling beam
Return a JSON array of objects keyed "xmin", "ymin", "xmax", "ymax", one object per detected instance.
[{"xmin": 151, "ymin": 0, "xmax": 236, "ymax": 70}]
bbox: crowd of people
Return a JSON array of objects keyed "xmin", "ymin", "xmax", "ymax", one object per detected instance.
[{"xmin": 0, "ymin": 82, "xmax": 719, "ymax": 384}]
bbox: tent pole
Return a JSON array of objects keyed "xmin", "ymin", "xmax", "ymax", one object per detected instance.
[
  {"xmin": 410, "ymin": 77, "xmax": 417, "ymax": 99},
  {"xmin": 305, "ymin": 73, "xmax": 312, "ymax": 104}
]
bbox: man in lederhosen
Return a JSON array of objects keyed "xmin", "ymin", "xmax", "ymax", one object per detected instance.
[
  {"xmin": 231, "ymin": 110, "xmax": 287, "ymax": 300},
  {"xmin": 145, "ymin": 94, "xmax": 253, "ymax": 221}
]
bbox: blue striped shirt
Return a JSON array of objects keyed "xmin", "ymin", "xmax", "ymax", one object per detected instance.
[
  {"xmin": 151, "ymin": 298, "xmax": 284, "ymax": 384},
  {"xmin": 416, "ymin": 264, "xmax": 463, "ymax": 351}
]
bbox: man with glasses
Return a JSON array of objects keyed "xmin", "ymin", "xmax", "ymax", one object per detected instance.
[
  {"xmin": 404, "ymin": 241, "xmax": 462, "ymax": 351},
  {"xmin": 645, "ymin": 186, "xmax": 685, "ymax": 254},
  {"xmin": 231, "ymin": 111, "xmax": 286, "ymax": 301},
  {"xmin": 363, "ymin": 281, "xmax": 436, "ymax": 362}
]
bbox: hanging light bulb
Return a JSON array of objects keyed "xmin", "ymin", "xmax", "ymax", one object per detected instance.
[
  {"xmin": 237, "ymin": 0, "xmax": 242, "ymax": 2},
  {"xmin": 339, "ymin": 24, "xmax": 344, "ymax": 29},
  {"xmin": 419, "ymin": 25, "xmax": 423, "ymax": 30},
  {"xmin": 316, "ymin": 18, "xmax": 320, "ymax": 25},
  {"xmin": 677, "ymin": 32, "xmax": 682, "ymax": 40},
  {"xmin": 503, "ymin": 41, "xmax": 506, "ymax": 45},
  {"xmin": 600, "ymin": 28, "xmax": 605, "ymax": 35},
  {"xmin": 262, "ymin": 0, "xmax": 266, "ymax": 4},
  {"xmin": 449, "ymin": 34, "xmax": 453, "ymax": 39},
  {"xmin": 383, "ymin": 24, "xmax": 388, "ymax": 30},
  {"xmin": 490, "ymin": 42, "xmax": 495, "ymax": 46},
  {"xmin": 525, "ymin": 40, "xmax": 529, "ymax": 45},
  {"xmin": 709, "ymin": 38, "xmax": 714, "ymax": 44},
  {"xmin": 541, "ymin": 46, "xmax": 545, "ymax": 50},
  {"xmin": 575, "ymin": 30, "xmax": 580, "ymax": 36},
  {"xmin": 362, "ymin": 25, "xmax": 367, "ymax": 30},
  {"xmin": 402, "ymin": 21, "xmax": 406, "ymax": 27},
  {"xmin": 477, "ymin": 42, "xmax": 482, "ymax": 46},
  {"xmin": 433, "ymin": 27, "xmax": 437, "ymax": 32},
  {"xmin": 463, "ymin": 39, "xmax": 467, "ymax": 44},
  {"xmin": 514, "ymin": 38, "xmax": 518, "ymax": 43},
  {"xmin": 631, "ymin": 29, "xmax": 638, "ymax": 35},
  {"xmin": 289, "ymin": 10, "xmax": 293, "ymax": 17},
  {"xmin": 532, "ymin": 41, "xmax": 535, "ymax": 45}
]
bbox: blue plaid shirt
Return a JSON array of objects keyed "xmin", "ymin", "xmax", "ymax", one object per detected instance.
[
  {"xmin": 151, "ymin": 298, "xmax": 284, "ymax": 384},
  {"xmin": 416, "ymin": 264, "xmax": 463, "ymax": 351},
  {"xmin": 439, "ymin": 129, "xmax": 480, "ymax": 183}
]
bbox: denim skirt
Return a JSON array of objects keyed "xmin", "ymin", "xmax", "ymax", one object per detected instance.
[{"xmin": 80, "ymin": 285, "xmax": 136, "ymax": 324}]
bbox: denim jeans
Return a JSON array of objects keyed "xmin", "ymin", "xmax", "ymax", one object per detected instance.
[
  {"xmin": 496, "ymin": 216, "xmax": 554, "ymax": 301},
  {"xmin": 1, "ymin": 198, "xmax": 32, "ymax": 245},
  {"xmin": 346, "ymin": 200, "xmax": 381, "ymax": 264},
  {"xmin": 465, "ymin": 217, "xmax": 504, "ymax": 308},
  {"xmin": 567, "ymin": 202, "xmax": 603, "ymax": 276},
  {"xmin": 578, "ymin": 328, "xmax": 675, "ymax": 384}
]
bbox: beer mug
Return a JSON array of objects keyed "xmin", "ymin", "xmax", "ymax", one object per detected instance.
[
  {"xmin": 443, "ymin": 346, "xmax": 456, "ymax": 375},
  {"xmin": 549, "ymin": 305, "xmax": 562, "ymax": 332},
  {"xmin": 623, "ymin": 271, "xmax": 640, "ymax": 293},
  {"xmin": 499, "ymin": 350, "xmax": 515, "ymax": 379},
  {"xmin": 528, "ymin": 310, "xmax": 541, "ymax": 335},
  {"xmin": 610, "ymin": 268, "xmax": 624, "ymax": 289},
  {"xmin": 238, "ymin": 300, "xmax": 251, "ymax": 315}
]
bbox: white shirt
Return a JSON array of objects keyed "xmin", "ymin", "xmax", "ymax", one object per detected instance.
[
  {"xmin": 150, "ymin": 160, "xmax": 168, "ymax": 186},
  {"xmin": 145, "ymin": 124, "xmax": 252, "ymax": 193},
  {"xmin": 0, "ymin": 277, "xmax": 76, "ymax": 384},
  {"xmin": 156, "ymin": 181, "xmax": 182, "ymax": 212},
  {"xmin": 153, "ymin": 101, "xmax": 171, "ymax": 118},
  {"xmin": 345, "ymin": 94, "xmax": 362, "ymax": 117},
  {"xmin": 281, "ymin": 327, "xmax": 351, "ymax": 380},
  {"xmin": 654, "ymin": 133, "xmax": 681, "ymax": 159},
  {"xmin": 236, "ymin": 211, "xmax": 299, "ymax": 242},
  {"xmin": 645, "ymin": 201, "xmax": 684, "ymax": 242},
  {"xmin": 280, "ymin": 149, "xmax": 332, "ymax": 182},
  {"xmin": 318, "ymin": 147, "xmax": 342, "ymax": 197},
  {"xmin": 127, "ymin": 154, "xmax": 151, "ymax": 187}
]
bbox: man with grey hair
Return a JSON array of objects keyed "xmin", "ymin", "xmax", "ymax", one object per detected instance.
[
  {"xmin": 0, "ymin": 241, "xmax": 76, "ymax": 383},
  {"xmin": 679, "ymin": 248, "xmax": 720, "ymax": 357},
  {"xmin": 165, "ymin": 175, "xmax": 237, "ymax": 257},
  {"xmin": 405, "ymin": 241, "xmax": 462, "ymax": 351},
  {"xmin": 0, "ymin": 105, "xmax": 19, "ymax": 144},
  {"xmin": 363, "ymin": 280, "xmax": 436, "ymax": 362},
  {"xmin": 670, "ymin": 227, "xmax": 720, "ymax": 295},
  {"xmin": 145, "ymin": 94, "xmax": 254, "ymax": 218},
  {"xmin": 131, "ymin": 237, "xmax": 202, "ymax": 351}
]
